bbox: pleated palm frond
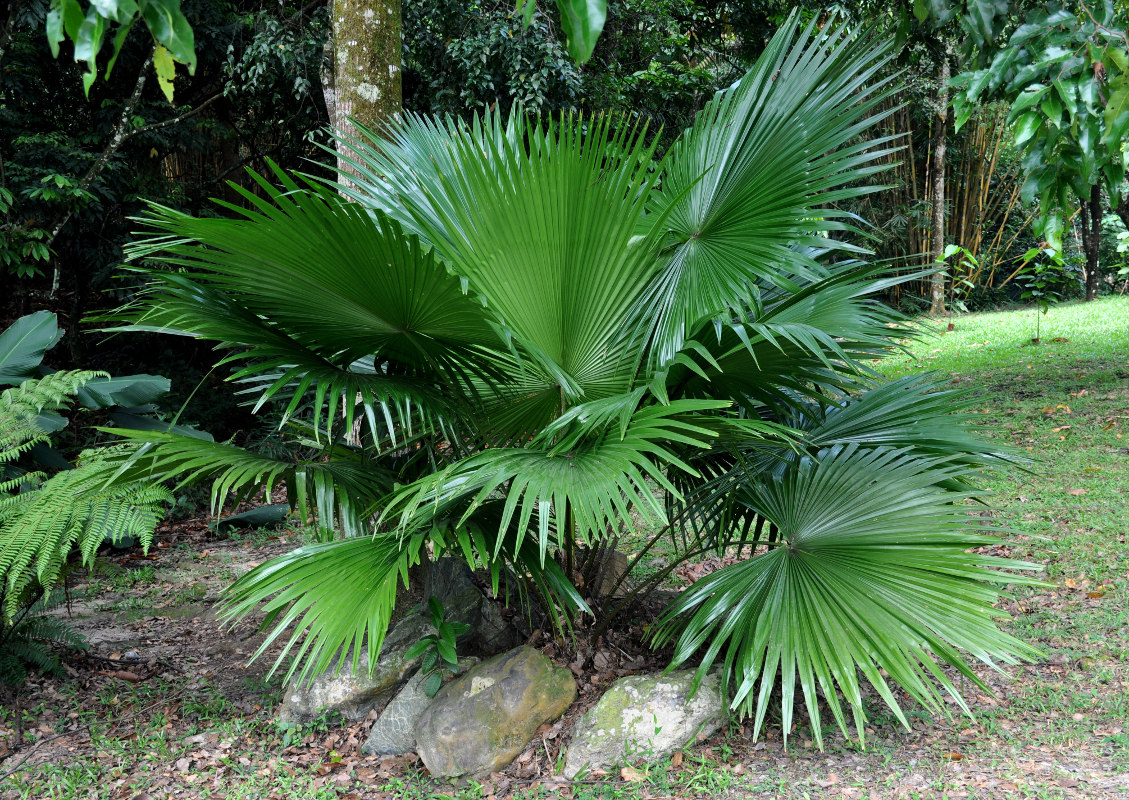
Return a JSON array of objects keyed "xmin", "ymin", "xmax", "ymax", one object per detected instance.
[
  {"xmin": 656, "ymin": 263, "xmax": 915, "ymax": 415},
  {"xmin": 651, "ymin": 445, "xmax": 1044, "ymax": 749},
  {"xmin": 639, "ymin": 14, "xmax": 902, "ymax": 366},
  {"xmin": 383, "ymin": 399, "xmax": 728, "ymax": 566},
  {"xmin": 118, "ymin": 175, "xmax": 503, "ymax": 443},
  {"xmin": 221, "ymin": 533, "xmax": 427, "ymax": 686},
  {"xmin": 672, "ymin": 372, "xmax": 1025, "ymax": 543},
  {"xmin": 98, "ymin": 429, "xmax": 391, "ymax": 531},
  {"xmin": 797, "ymin": 374, "xmax": 1023, "ymax": 468},
  {"xmin": 332, "ymin": 109, "xmax": 666, "ymax": 442}
]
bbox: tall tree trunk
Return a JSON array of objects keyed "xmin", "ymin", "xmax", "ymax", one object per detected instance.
[
  {"xmin": 1079, "ymin": 184, "xmax": 1102, "ymax": 302},
  {"xmin": 928, "ymin": 48, "xmax": 951, "ymax": 317},
  {"xmin": 324, "ymin": 0, "xmax": 402, "ymax": 179}
]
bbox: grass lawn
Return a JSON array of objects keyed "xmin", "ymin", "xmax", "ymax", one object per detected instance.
[{"xmin": 1, "ymin": 299, "xmax": 1128, "ymax": 799}]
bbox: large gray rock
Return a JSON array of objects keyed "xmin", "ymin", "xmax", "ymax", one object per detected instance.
[
  {"xmin": 424, "ymin": 556, "xmax": 519, "ymax": 656},
  {"xmin": 475, "ymin": 597, "xmax": 520, "ymax": 654},
  {"xmin": 563, "ymin": 670, "xmax": 728, "ymax": 779},
  {"xmin": 414, "ymin": 646, "xmax": 576, "ymax": 779},
  {"xmin": 361, "ymin": 657, "xmax": 479, "ymax": 756},
  {"xmin": 277, "ymin": 613, "xmax": 435, "ymax": 723},
  {"xmin": 423, "ymin": 557, "xmax": 476, "ymax": 605}
]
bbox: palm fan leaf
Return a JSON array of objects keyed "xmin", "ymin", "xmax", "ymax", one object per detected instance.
[
  {"xmin": 98, "ymin": 430, "xmax": 391, "ymax": 529},
  {"xmin": 221, "ymin": 532, "xmax": 427, "ymax": 686},
  {"xmin": 652, "ymin": 444, "xmax": 1043, "ymax": 749},
  {"xmin": 333, "ymin": 111, "xmax": 665, "ymax": 429},
  {"xmin": 383, "ymin": 398, "xmax": 727, "ymax": 565},
  {"xmin": 640, "ymin": 13, "xmax": 901, "ymax": 365},
  {"xmin": 117, "ymin": 174, "xmax": 504, "ymax": 442}
]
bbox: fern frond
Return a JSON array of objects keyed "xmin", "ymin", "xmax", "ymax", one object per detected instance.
[
  {"xmin": 0, "ymin": 591, "xmax": 85, "ymax": 686},
  {"xmin": 0, "ymin": 461, "xmax": 172, "ymax": 621},
  {"xmin": 0, "ymin": 371, "xmax": 104, "ymax": 430}
]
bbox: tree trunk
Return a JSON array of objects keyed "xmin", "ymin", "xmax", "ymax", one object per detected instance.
[
  {"xmin": 928, "ymin": 48, "xmax": 951, "ymax": 317},
  {"xmin": 324, "ymin": 0, "xmax": 402, "ymax": 178},
  {"xmin": 1079, "ymin": 184, "xmax": 1102, "ymax": 301}
]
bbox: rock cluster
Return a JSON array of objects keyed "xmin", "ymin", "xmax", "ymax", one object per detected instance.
[{"xmin": 276, "ymin": 558, "xmax": 731, "ymax": 781}]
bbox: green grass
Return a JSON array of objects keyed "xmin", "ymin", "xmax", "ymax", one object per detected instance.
[{"xmin": 874, "ymin": 298, "xmax": 1129, "ymax": 779}]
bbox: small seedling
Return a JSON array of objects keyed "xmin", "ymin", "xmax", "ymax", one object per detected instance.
[{"xmin": 404, "ymin": 597, "xmax": 471, "ymax": 697}]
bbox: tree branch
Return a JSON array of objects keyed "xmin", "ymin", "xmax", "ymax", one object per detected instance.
[
  {"xmin": 126, "ymin": 92, "xmax": 222, "ymax": 138},
  {"xmin": 47, "ymin": 50, "xmax": 153, "ymax": 297}
]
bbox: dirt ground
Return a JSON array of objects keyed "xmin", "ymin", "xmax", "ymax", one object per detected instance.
[{"xmin": 1, "ymin": 515, "xmax": 1127, "ymax": 800}]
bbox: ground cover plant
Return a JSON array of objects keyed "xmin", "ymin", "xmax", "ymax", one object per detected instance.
[{"xmin": 0, "ymin": 300, "xmax": 1126, "ymax": 798}]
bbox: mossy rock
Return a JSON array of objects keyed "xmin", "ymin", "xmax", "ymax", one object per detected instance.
[
  {"xmin": 414, "ymin": 645, "xmax": 576, "ymax": 778},
  {"xmin": 563, "ymin": 670, "xmax": 727, "ymax": 779}
]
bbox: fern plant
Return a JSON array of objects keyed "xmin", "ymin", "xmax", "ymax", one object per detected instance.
[
  {"xmin": 0, "ymin": 591, "xmax": 87, "ymax": 687},
  {"xmin": 0, "ymin": 314, "xmax": 173, "ymax": 684}
]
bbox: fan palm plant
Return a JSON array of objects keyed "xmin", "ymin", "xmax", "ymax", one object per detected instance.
[{"xmin": 108, "ymin": 14, "xmax": 1041, "ymax": 747}]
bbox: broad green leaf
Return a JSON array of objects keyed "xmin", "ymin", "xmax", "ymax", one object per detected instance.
[
  {"xmin": 556, "ymin": 0, "xmax": 606, "ymax": 64},
  {"xmin": 76, "ymin": 374, "xmax": 170, "ymax": 409},
  {"xmin": 1010, "ymin": 84, "xmax": 1048, "ymax": 115},
  {"xmin": 516, "ymin": 0, "xmax": 535, "ymax": 26},
  {"xmin": 46, "ymin": 5, "xmax": 65, "ymax": 57},
  {"xmin": 138, "ymin": 0, "xmax": 196, "ymax": 72},
  {"xmin": 403, "ymin": 638, "xmax": 433, "ymax": 661},
  {"xmin": 105, "ymin": 18, "xmax": 136, "ymax": 78},
  {"xmin": 1054, "ymin": 79, "xmax": 1079, "ymax": 118},
  {"xmin": 1107, "ymin": 47, "xmax": 1129, "ymax": 75},
  {"xmin": 0, "ymin": 312, "xmax": 63, "ymax": 385},
  {"xmin": 73, "ymin": 7, "xmax": 106, "ymax": 95},
  {"xmin": 58, "ymin": 0, "xmax": 86, "ymax": 41},
  {"xmin": 1103, "ymin": 84, "xmax": 1129, "ymax": 146},
  {"xmin": 435, "ymin": 637, "xmax": 456, "ymax": 665},
  {"xmin": 1041, "ymin": 93, "xmax": 1063, "ymax": 126},
  {"xmin": 1012, "ymin": 112, "xmax": 1042, "ymax": 148},
  {"xmin": 1079, "ymin": 76, "xmax": 1099, "ymax": 114},
  {"xmin": 966, "ymin": 0, "xmax": 1008, "ymax": 45},
  {"xmin": 89, "ymin": 0, "xmax": 138, "ymax": 24}
]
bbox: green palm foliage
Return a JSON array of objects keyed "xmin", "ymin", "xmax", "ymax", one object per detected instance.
[{"xmin": 111, "ymin": 14, "xmax": 1040, "ymax": 744}]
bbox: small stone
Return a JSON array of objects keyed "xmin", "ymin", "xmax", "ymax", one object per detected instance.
[{"xmin": 414, "ymin": 646, "xmax": 576, "ymax": 779}]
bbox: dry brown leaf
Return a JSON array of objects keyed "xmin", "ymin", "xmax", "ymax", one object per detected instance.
[{"xmin": 620, "ymin": 766, "xmax": 646, "ymax": 782}]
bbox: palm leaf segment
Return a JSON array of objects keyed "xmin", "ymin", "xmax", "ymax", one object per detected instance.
[
  {"xmin": 122, "ymin": 173, "xmax": 499, "ymax": 447},
  {"xmin": 652, "ymin": 445, "xmax": 1043, "ymax": 749},
  {"xmin": 341, "ymin": 110, "xmax": 666, "ymax": 438}
]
